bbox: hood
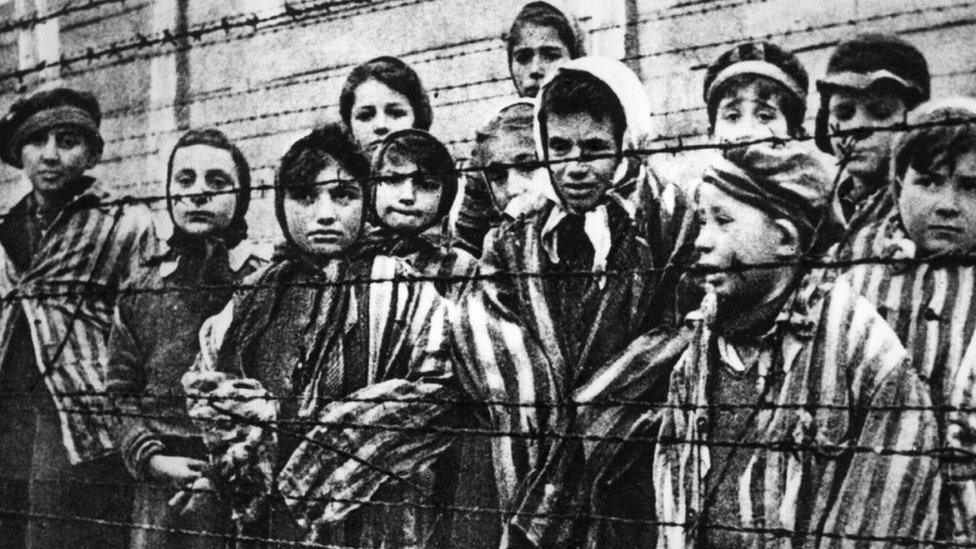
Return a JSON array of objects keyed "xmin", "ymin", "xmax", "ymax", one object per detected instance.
[{"xmin": 533, "ymin": 56, "xmax": 654, "ymax": 204}]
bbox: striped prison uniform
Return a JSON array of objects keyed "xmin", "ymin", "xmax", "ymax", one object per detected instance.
[
  {"xmin": 0, "ymin": 178, "xmax": 156, "ymax": 463},
  {"xmin": 263, "ymin": 172, "xmax": 692, "ymax": 548},
  {"xmin": 654, "ymin": 269, "xmax": 940, "ymax": 548},
  {"xmin": 194, "ymin": 254, "xmax": 457, "ymax": 548},
  {"xmin": 839, "ymin": 205, "xmax": 976, "ymax": 542}
]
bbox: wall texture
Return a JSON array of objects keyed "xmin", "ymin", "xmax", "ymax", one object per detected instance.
[{"xmin": 1, "ymin": 0, "xmax": 973, "ymax": 249}]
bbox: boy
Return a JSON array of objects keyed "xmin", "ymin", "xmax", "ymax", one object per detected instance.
[
  {"xmin": 816, "ymin": 33, "xmax": 930, "ymax": 253},
  {"xmin": 655, "ymin": 144, "xmax": 939, "ymax": 548},
  {"xmin": 0, "ymin": 87, "xmax": 155, "ymax": 548},
  {"xmin": 107, "ymin": 128, "xmax": 265, "ymax": 548},
  {"xmin": 704, "ymin": 41, "xmax": 809, "ymax": 142},
  {"xmin": 842, "ymin": 97, "xmax": 976, "ymax": 543},
  {"xmin": 188, "ymin": 124, "xmax": 457, "ymax": 547}
]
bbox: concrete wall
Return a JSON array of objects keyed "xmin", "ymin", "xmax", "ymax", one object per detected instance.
[{"xmin": 1, "ymin": 0, "xmax": 973, "ymax": 249}]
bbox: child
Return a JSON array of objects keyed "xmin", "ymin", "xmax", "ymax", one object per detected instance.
[
  {"xmin": 455, "ymin": 99, "xmax": 547, "ymax": 256},
  {"xmin": 704, "ymin": 41, "xmax": 809, "ymax": 142},
  {"xmin": 816, "ymin": 33, "xmax": 930, "ymax": 250},
  {"xmin": 106, "ymin": 129, "xmax": 265, "ymax": 548},
  {"xmin": 841, "ymin": 97, "xmax": 976, "ymax": 542},
  {"xmin": 370, "ymin": 128, "xmax": 477, "ymax": 299},
  {"xmin": 507, "ymin": 1, "xmax": 586, "ymax": 98},
  {"xmin": 188, "ymin": 124, "xmax": 457, "ymax": 547},
  {"xmin": 655, "ymin": 144, "xmax": 939, "ymax": 548},
  {"xmin": 0, "ymin": 87, "xmax": 155, "ymax": 548}
]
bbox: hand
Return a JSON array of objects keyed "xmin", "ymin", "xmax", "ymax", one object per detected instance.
[
  {"xmin": 172, "ymin": 477, "xmax": 224, "ymax": 524},
  {"xmin": 147, "ymin": 454, "xmax": 206, "ymax": 486}
]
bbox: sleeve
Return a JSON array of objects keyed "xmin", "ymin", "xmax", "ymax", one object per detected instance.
[
  {"xmin": 276, "ymin": 287, "xmax": 463, "ymax": 543},
  {"xmin": 507, "ymin": 327, "xmax": 691, "ymax": 548},
  {"xmin": 116, "ymin": 204, "xmax": 160, "ymax": 286},
  {"xmin": 816, "ymin": 290, "xmax": 940, "ymax": 547},
  {"xmin": 105, "ymin": 297, "xmax": 164, "ymax": 480},
  {"xmin": 453, "ymin": 171, "xmax": 503, "ymax": 257}
]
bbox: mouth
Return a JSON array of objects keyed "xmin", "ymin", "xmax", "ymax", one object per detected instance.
[
  {"xmin": 523, "ymin": 84, "xmax": 540, "ymax": 98},
  {"xmin": 308, "ymin": 230, "xmax": 345, "ymax": 242},
  {"xmin": 560, "ymin": 182, "xmax": 598, "ymax": 199},
  {"xmin": 927, "ymin": 224, "xmax": 963, "ymax": 235},
  {"xmin": 386, "ymin": 208, "xmax": 426, "ymax": 219},
  {"xmin": 184, "ymin": 211, "xmax": 215, "ymax": 222},
  {"xmin": 36, "ymin": 170, "xmax": 63, "ymax": 180}
]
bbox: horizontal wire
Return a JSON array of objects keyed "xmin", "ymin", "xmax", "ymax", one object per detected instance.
[
  {"xmin": 0, "ymin": 0, "xmax": 130, "ymax": 34},
  {"xmin": 6, "ymin": 115, "xmax": 975, "ymax": 225}
]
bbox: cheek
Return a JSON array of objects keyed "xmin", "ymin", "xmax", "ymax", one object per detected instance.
[
  {"xmin": 283, "ymin": 202, "xmax": 310, "ymax": 237},
  {"xmin": 339, "ymin": 203, "xmax": 363, "ymax": 232}
]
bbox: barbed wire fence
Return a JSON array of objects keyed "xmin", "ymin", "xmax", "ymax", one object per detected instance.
[{"xmin": 2, "ymin": 0, "xmax": 976, "ymax": 547}]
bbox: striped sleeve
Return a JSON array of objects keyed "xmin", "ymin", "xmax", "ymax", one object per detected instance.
[{"xmin": 817, "ymin": 282, "xmax": 940, "ymax": 547}]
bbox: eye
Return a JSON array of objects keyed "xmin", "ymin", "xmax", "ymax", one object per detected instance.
[
  {"xmin": 756, "ymin": 110, "xmax": 777, "ymax": 124},
  {"xmin": 959, "ymin": 177, "xmax": 976, "ymax": 193},
  {"xmin": 483, "ymin": 164, "xmax": 507, "ymax": 184},
  {"xmin": 830, "ymin": 103, "xmax": 855, "ymax": 122},
  {"xmin": 26, "ymin": 133, "xmax": 47, "ymax": 147},
  {"xmin": 288, "ymin": 185, "xmax": 319, "ymax": 203},
  {"xmin": 580, "ymin": 138, "xmax": 615, "ymax": 157},
  {"xmin": 912, "ymin": 175, "xmax": 939, "ymax": 189},
  {"xmin": 329, "ymin": 186, "xmax": 361, "ymax": 204},
  {"xmin": 56, "ymin": 132, "xmax": 84, "ymax": 148},
  {"xmin": 414, "ymin": 175, "xmax": 442, "ymax": 192},
  {"xmin": 174, "ymin": 172, "xmax": 194, "ymax": 188},
  {"xmin": 720, "ymin": 110, "xmax": 740, "ymax": 123},
  {"xmin": 868, "ymin": 101, "xmax": 897, "ymax": 121},
  {"xmin": 513, "ymin": 49, "xmax": 533, "ymax": 65},
  {"xmin": 548, "ymin": 137, "xmax": 573, "ymax": 157},
  {"xmin": 386, "ymin": 106, "xmax": 409, "ymax": 120},
  {"xmin": 714, "ymin": 213, "xmax": 734, "ymax": 226},
  {"xmin": 540, "ymin": 48, "xmax": 564, "ymax": 62},
  {"xmin": 354, "ymin": 108, "xmax": 375, "ymax": 122}
]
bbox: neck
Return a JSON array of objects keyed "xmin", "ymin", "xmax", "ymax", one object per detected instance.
[
  {"xmin": 32, "ymin": 188, "xmax": 73, "ymax": 212},
  {"xmin": 715, "ymin": 266, "xmax": 800, "ymax": 339},
  {"xmin": 846, "ymin": 172, "xmax": 885, "ymax": 202}
]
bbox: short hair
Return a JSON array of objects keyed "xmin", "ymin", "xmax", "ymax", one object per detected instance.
[
  {"xmin": 274, "ymin": 124, "xmax": 369, "ymax": 232},
  {"xmin": 339, "ymin": 56, "xmax": 433, "ymax": 132},
  {"xmin": 373, "ymin": 129, "xmax": 458, "ymax": 222},
  {"xmin": 539, "ymin": 70, "xmax": 627, "ymax": 150},
  {"xmin": 166, "ymin": 128, "xmax": 251, "ymax": 248},
  {"xmin": 471, "ymin": 101, "xmax": 535, "ymax": 168},
  {"xmin": 709, "ymin": 74, "xmax": 807, "ymax": 137},
  {"xmin": 507, "ymin": 2, "xmax": 581, "ymax": 60},
  {"xmin": 892, "ymin": 105, "xmax": 976, "ymax": 182}
]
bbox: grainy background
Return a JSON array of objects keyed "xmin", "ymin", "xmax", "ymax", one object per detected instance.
[{"xmin": 1, "ymin": 0, "xmax": 974, "ymax": 251}]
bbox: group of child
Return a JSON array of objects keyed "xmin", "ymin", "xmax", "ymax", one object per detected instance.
[{"xmin": 1, "ymin": 1, "xmax": 976, "ymax": 548}]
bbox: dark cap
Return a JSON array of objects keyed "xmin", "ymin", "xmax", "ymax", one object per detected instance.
[
  {"xmin": 704, "ymin": 41, "xmax": 809, "ymax": 128},
  {"xmin": 0, "ymin": 87, "xmax": 104, "ymax": 168},
  {"xmin": 817, "ymin": 33, "xmax": 930, "ymax": 101}
]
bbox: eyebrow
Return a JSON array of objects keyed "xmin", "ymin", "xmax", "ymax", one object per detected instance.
[{"xmin": 204, "ymin": 169, "xmax": 234, "ymax": 180}]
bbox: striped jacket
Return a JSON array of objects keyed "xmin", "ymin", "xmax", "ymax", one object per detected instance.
[
  {"xmin": 0, "ymin": 179, "xmax": 155, "ymax": 464},
  {"xmin": 654, "ymin": 270, "xmax": 940, "ymax": 548},
  {"xmin": 194, "ymin": 255, "xmax": 457, "ymax": 547},
  {"xmin": 839, "ymin": 206, "xmax": 976, "ymax": 540}
]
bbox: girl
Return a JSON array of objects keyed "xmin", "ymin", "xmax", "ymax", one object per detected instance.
[{"xmin": 107, "ymin": 128, "xmax": 265, "ymax": 548}]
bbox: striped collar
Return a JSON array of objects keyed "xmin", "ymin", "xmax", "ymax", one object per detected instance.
[{"xmin": 0, "ymin": 176, "xmax": 110, "ymax": 218}]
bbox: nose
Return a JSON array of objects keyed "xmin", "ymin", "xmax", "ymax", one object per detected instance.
[
  {"xmin": 315, "ymin": 196, "xmax": 337, "ymax": 225},
  {"xmin": 693, "ymin": 221, "xmax": 716, "ymax": 255},
  {"xmin": 188, "ymin": 182, "xmax": 210, "ymax": 206},
  {"xmin": 396, "ymin": 179, "xmax": 417, "ymax": 204},
  {"xmin": 528, "ymin": 54, "xmax": 544, "ymax": 79},
  {"xmin": 373, "ymin": 112, "xmax": 390, "ymax": 137},
  {"xmin": 935, "ymin": 184, "xmax": 962, "ymax": 218},
  {"xmin": 40, "ymin": 134, "xmax": 59, "ymax": 161}
]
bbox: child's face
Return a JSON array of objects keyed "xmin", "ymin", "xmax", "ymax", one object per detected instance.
[
  {"xmin": 899, "ymin": 149, "xmax": 976, "ymax": 256},
  {"xmin": 481, "ymin": 127, "xmax": 540, "ymax": 212},
  {"xmin": 374, "ymin": 152, "xmax": 443, "ymax": 232},
  {"xmin": 510, "ymin": 23, "xmax": 571, "ymax": 98},
  {"xmin": 694, "ymin": 182, "xmax": 790, "ymax": 303},
  {"xmin": 283, "ymin": 161, "xmax": 364, "ymax": 258},
  {"xmin": 350, "ymin": 79, "xmax": 416, "ymax": 155},
  {"xmin": 545, "ymin": 110, "xmax": 619, "ymax": 214},
  {"xmin": 712, "ymin": 81, "xmax": 790, "ymax": 143},
  {"xmin": 170, "ymin": 144, "xmax": 239, "ymax": 238},
  {"xmin": 21, "ymin": 127, "xmax": 95, "ymax": 198},
  {"xmin": 828, "ymin": 87, "xmax": 907, "ymax": 180}
]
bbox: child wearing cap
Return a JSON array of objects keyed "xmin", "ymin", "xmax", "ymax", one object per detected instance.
[
  {"xmin": 185, "ymin": 124, "xmax": 458, "ymax": 547},
  {"xmin": 369, "ymin": 129, "xmax": 477, "ymax": 300},
  {"xmin": 816, "ymin": 33, "xmax": 930, "ymax": 242},
  {"xmin": 841, "ymin": 98, "xmax": 976, "ymax": 542},
  {"xmin": 105, "ymin": 129, "xmax": 267, "ymax": 549},
  {"xmin": 0, "ymin": 87, "xmax": 156, "ymax": 547},
  {"xmin": 654, "ymin": 144, "xmax": 939, "ymax": 548},
  {"xmin": 704, "ymin": 41, "xmax": 810, "ymax": 143}
]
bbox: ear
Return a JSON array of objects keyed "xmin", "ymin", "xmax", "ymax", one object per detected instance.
[
  {"xmin": 84, "ymin": 146, "xmax": 102, "ymax": 170},
  {"xmin": 772, "ymin": 218, "xmax": 802, "ymax": 258}
]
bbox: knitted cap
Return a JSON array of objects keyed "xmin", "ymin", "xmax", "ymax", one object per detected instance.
[
  {"xmin": 704, "ymin": 41, "xmax": 809, "ymax": 128},
  {"xmin": 704, "ymin": 144, "xmax": 842, "ymax": 254},
  {"xmin": 0, "ymin": 87, "xmax": 103, "ymax": 168}
]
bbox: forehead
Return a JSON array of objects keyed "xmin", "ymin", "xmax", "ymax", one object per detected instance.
[
  {"xmin": 717, "ymin": 79, "xmax": 785, "ymax": 106},
  {"xmin": 828, "ymin": 85, "xmax": 907, "ymax": 105},
  {"xmin": 513, "ymin": 22, "xmax": 567, "ymax": 49},
  {"xmin": 545, "ymin": 110, "xmax": 614, "ymax": 137},
  {"xmin": 353, "ymin": 79, "xmax": 410, "ymax": 106},
  {"xmin": 313, "ymin": 159, "xmax": 355, "ymax": 183},
  {"xmin": 697, "ymin": 181, "xmax": 770, "ymax": 219},
  {"xmin": 172, "ymin": 144, "xmax": 236, "ymax": 172},
  {"xmin": 484, "ymin": 128, "xmax": 535, "ymax": 160},
  {"xmin": 377, "ymin": 148, "xmax": 419, "ymax": 173}
]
